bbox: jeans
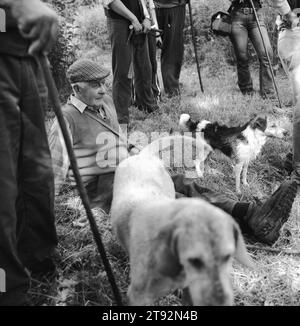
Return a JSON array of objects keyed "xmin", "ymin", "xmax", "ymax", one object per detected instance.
[
  {"xmin": 230, "ymin": 8, "xmax": 274, "ymax": 96},
  {"xmin": 0, "ymin": 55, "xmax": 57, "ymax": 305},
  {"xmin": 156, "ymin": 5, "xmax": 186, "ymax": 96},
  {"xmin": 278, "ymin": 27, "xmax": 300, "ymax": 176},
  {"xmin": 107, "ymin": 18, "xmax": 157, "ymax": 124}
]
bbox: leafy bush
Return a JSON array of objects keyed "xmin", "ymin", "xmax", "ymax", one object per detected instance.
[
  {"xmin": 72, "ymin": 4, "xmax": 110, "ymax": 60},
  {"xmin": 48, "ymin": 16, "xmax": 76, "ymax": 101},
  {"xmin": 47, "ymin": 0, "xmax": 104, "ymax": 101}
]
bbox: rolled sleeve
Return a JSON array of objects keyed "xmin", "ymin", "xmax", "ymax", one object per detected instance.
[
  {"xmin": 148, "ymin": 0, "xmax": 155, "ymax": 10},
  {"xmin": 271, "ymin": 0, "xmax": 291, "ymax": 15},
  {"xmin": 102, "ymin": 0, "xmax": 115, "ymax": 9}
]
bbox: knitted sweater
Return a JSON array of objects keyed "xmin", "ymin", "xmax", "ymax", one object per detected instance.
[{"xmin": 49, "ymin": 94, "xmax": 129, "ymax": 193}]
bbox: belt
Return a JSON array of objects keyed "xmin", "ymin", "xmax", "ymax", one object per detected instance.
[{"xmin": 237, "ymin": 8, "xmax": 255, "ymax": 14}]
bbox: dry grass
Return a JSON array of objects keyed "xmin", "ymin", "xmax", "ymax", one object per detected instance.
[
  {"xmin": 33, "ymin": 2, "xmax": 300, "ymax": 306},
  {"xmin": 35, "ymin": 58, "xmax": 300, "ymax": 306}
]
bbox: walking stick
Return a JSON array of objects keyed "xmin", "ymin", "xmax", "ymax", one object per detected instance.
[
  {"xmin": 39, "ymin": 55, "xmax": 123, "ymax": 306},
  {"xmin": 249, "ymin": 0, "xmax": 282, "ymax": 108},
  {"xmin": 187, "ymin": 0, "xmax": 204, "ymax": 93}
]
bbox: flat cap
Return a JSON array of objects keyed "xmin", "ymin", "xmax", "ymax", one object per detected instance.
[{"xmin": 67, "ymin": 59, "xmax": 110, "ymax": 83}]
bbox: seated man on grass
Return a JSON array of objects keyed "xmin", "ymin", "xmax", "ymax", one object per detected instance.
[{"xmin": 49, "ymin": 59, "xmax": 298, "ymax": 246}]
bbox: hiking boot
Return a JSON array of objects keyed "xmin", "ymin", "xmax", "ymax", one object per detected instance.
[
  {"xmin": 241, "ymin": 89, "xmax": 255, "ymax": 96},
  {"xmin": 246, "ymin": 180, "xmax": 298, "ymax": 245},
  {"xmin": 261, "ymin": 92, "xmax": 277, "ymax": 101}
]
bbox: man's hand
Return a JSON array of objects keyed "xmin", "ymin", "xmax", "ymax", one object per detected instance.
[
  {"xmin": 282, "ymin": 10, "xmax": 300, "ymax": 29},
  {"xmin": 142, "ymin": 17, "xmax": 151, "ymax": 33},
  {"xmin": 10, "ymin": 0, "xmax": 58, "ymax": 55},
  {"xmin": 131, "ymin": 17, "xmax": 143, "ymax": 33},
  {"xmin": 156, "ymin": 36, "xmax": 163, "ymax": 49}
]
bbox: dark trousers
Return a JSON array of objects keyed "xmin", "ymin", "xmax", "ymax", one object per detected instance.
[
  {"xmin": 0, "ymin": 55, "xmax": 57, "ymax": 305},
  {"xmin": 156, "ymin": 5, "xmax": 186, "ymax": 96},
  {"xmin": 107, "ymin": 18, "xmax": 157, "ymax": 124},
  {"xmin": 87, "ymin": 173, "xmax": 237, "ymax": 217},
  {"xmin": 230, "ymin": 9, "xmax": 274, "ymax": 96},
  {"xmin": 148, "ymin": 34, "xmax": 161, "ymax": 101}
]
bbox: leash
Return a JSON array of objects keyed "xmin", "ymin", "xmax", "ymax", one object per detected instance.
[
  {"xmin": 39, "ymin": 55, "xmax": 124, "ymax": 306},
  {"xmin": 84, "ymin": 110, "xmax": 142, "ymax": 152},
  {"xmin": 187, "ymin": 0, "xmax": 204, "ymax": 93},
  {"xmin": 249, "ymin": 0, "xmax": 282, "ymax": 108}
]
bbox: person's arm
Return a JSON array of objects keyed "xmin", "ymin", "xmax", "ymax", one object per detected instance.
[
  {"xmin": 147, "ymin": 0, "xmax": 162, "ymax": 46},
  {"xmin": 48, "ymin": 118, "xmax": 72, "ymax": 196},
  {"xmin": 140, "ymin": 0, "xmax": 152, "ymax": 32},
  {"xmin": 271, "ymin": 0, "xmax": 292, "ymax": 15},
  {"xmin": 1, "ymin": 0, "xmax": 58, "ymax": 55},
  {"xmin": 106, "ymin": 0, "xmax": 142, "ymax": 32},
  {"xmin": 270, "ymin": 0, "xmax": 299, "ymax": 29}
]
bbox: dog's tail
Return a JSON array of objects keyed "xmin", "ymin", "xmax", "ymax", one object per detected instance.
[{"xmin": 179, "ymin": 114, "xmax": 202, "ymax": 132}]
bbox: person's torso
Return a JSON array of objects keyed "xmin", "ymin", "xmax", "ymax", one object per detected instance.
[
  {"xmin": 62, "ymin": 95, "xmax": 129, "ymax": 183},
  {"xmin": 231, "ymin": 0, "xmax": 262, "ymax": 9},
  {"xmin": 154, "ymin": 0, "xmax": 186, "ymax": 9},
  {"xmin": 287, "ymin": 0, "xmax": 300, "ymax": 10},
  {"xmin": 0, "ymin": 7, "xmax": 31, "ymax": 56},
  {"xmin": 105, "ymin": 0, "xmax": 143, "ymax": 22}
]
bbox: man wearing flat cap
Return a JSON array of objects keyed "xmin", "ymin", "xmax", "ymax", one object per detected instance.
[
  {"xmin": 50, "ymin": 59, "xmax": 298, "ymax": 249},
  {"xmin": 49, "ymin": 59, "xmax": 129, "ymax": 211}
]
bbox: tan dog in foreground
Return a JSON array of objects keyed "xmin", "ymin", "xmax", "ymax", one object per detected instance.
[{"xmin": 111, "ymin": 139, "xmax": 254, "ymax": 306}]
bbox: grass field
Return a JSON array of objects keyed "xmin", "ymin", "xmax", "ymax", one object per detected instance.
[{"xmin": 30, "ymin": 42, "xmax": 300, "ymax": 306}]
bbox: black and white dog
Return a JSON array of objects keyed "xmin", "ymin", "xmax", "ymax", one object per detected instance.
[{"xmin": 179, "ymin": 114, "xmax": 287, "ymax": 193}]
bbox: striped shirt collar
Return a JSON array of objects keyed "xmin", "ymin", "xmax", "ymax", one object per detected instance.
[{"xmin": 70, "ymin": 95, "xmax": 88, "ymax": 114}]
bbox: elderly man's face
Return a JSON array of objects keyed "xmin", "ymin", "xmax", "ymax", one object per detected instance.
[{"xmin": 77, "ymin": 80, "xmax": 106, "ymax": 107}]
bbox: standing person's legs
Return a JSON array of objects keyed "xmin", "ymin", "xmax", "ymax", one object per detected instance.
[
  {"xmin": 16, "ymin": 57, "xmax": 58, "ymax": 273},
  {"xmin": 0, "ymin": 55, "xmax": 30, "ymax": 306},
  {"xmin": 133, "ymin": 34, "xmax": 158, "ymax": 112},
  {"xmin": 147, "ymin": 33, "xmax": 161, "ymax": 102},
  {"xmin": 156, "ymin": 5, "xmax": 185, "ymax": 96},
  {"xmin": 278, "ymin": 27, "xmax": 300, "ymax": 183},
  {"xmin": 248, "ymin": 10, "xmax": 274, "ymax": 98},
  {"xmin": 107, "ymin": 18, "xmax": 133, "ymax": 124},
  {"xmin": 230, "ymin": 11, "xmax": 253, "ymax": 94}
]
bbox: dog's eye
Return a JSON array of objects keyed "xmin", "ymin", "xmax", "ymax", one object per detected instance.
[{"xmin": 188, "ymin": 258, "xmax": 204, "ymax": 269}]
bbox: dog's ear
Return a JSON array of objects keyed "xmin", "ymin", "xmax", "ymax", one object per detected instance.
[
  {"xmin": 233, "ymin": 222, "xmax": 256, "ymax": 269},
  {"xmin": 152, "ymin": 223, "xmax": 182, "ymax": 278},
  {"xmin": 250, "ymin": 116, "xmax": 267, "ymax": 131}
]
